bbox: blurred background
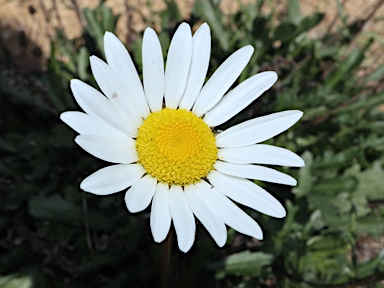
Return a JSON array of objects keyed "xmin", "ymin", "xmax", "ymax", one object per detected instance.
[{"xmin": 1, "ymin": 0, "xmax": 384, "ymax": 287}]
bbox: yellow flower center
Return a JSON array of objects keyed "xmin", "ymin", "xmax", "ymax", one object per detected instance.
[{"xmin": 136, "ymin": 108, "xmax": 218, "ymax": 186}]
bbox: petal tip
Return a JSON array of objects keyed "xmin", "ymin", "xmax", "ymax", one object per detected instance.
[
  {"xmin": 217, "ymin": 239, "xmax": 226, "ymax": 248},
  {"xmin": 199, "ymin": 22, "xmax": 210, "ymax": 32},
  {"xmin": 179, "ymin": 243, "xmax": 193, "ymax": 253},
  {"xmin": 152, "ymin": 235, "xmax": 164, "ymax": 243},
  {"xmin": 59, "ymin": 112, "xmax": 67, "ymax": 121},
  {"xmin": 290, "ymin": 178, "xmax": 298, "ymax": 186},
  {"xmin": 175, "ymin": 22, "xmax": 192, "ymax": 36},
  {"xmin": 74, "ymin": 135, "xmax": 81, "ymax": 144},
  {"xmin": 89, "ymin": 55, "xmax": 103, "ymax": 65},
  {"xmin": 70, "ymin": 78, "xmax": 79, "ymax": 86},
  {"xmin": 89, "ymin": 55, "xmax": 98, "ymax": 66},
  {"xmin": 256, "ymin": 229, "xmax": 264, "ymax": 240},
  {"xmin": 125, "ymin": 202, "xmax": 135, "ymax": 213},
  {"xmin": 144, "ymin": 26, "xmax": 156, "ymax": 36},
  {"xmin": 296, "ymin": 110, "xmax": 304, "ymax": 118},
  {"xmin": 104, "ymin": 31, "xmax": 114, "ymax": 38},
  {"xmin": 179, "ymin": 22, "xmax": 190, "ymax": 29},
  {"xmin": 270, "ymin": 71, "xmax": 278, "ymax": 81},
  {"xmin": 79, "ymin": 179, "xmax": 87, "ymax": 191},
  {"xmin": 244, "ymin": 45, "xmax": 255, "ymax": 55},
  {"xmin": 274, "ymin": 206, "xmax": 287, "ymax": 218}
]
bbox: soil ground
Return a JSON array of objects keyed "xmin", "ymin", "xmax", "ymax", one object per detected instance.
[{"xmin": 0, "ymin": 0, "xmax": 383, "ymax": 72}]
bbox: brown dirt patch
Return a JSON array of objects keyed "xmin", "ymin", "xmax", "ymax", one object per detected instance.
[{"xmin": 0, "ymin": 0, "xmax": 383, "ymax": 72}]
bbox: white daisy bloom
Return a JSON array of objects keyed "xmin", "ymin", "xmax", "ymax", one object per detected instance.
[{"xmin": 60, "ymin": 22, "xmax": 304, "ymax": 253}]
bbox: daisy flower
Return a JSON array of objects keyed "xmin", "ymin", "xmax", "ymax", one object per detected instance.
[{"xmin": 60, "ymin": 22, "xmax": 304, "ymax": 253}]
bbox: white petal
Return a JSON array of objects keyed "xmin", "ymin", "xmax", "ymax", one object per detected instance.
[
  {"xmin": 90, "ymin": 56, "xmax": 143, "ymax": 128},
  {"xmin": 218, "ymin": 144, "xmax": 305, "ymax": 167},
  {"xmin": 75, "ymin": 134, "xmax": 138, "ymax": 164},
  {"xmin": 202, "ymin": 184, "xmax": 263, "ymax": 239},
  {"xmin": 216, "ymin": 110, "xmax": 303, "ymax": 147},
  {"xmin": 150, "ymin": 183, "xmax": 172, "ymax": 243},
  {"xmin": 204, "ymin": 71, "xmax": 278, "ymax": 127},
  {"xmin": 179, "ymin": 23, "xmax": 211, "ymax": 110},
  {"xmin": 164, "ymin": 23, "xmax": 193, "ymax": 109},
  {"xmin": 104, "ymin": 32, "xmax": 150, "ymax": 119},
  {"xmin": 184, "ymin": 182, "xmax": 227, "ymax": 247},
  {"xmin": 169, "ymin": 185, "xmax": 195, "ymax": 253},
  {"xmin": 207, "ymin": 171, "xmax": 286, "ymax": 218},
  {"xmin": 214, "ymin": 161, "xmax": 297, "ymax": 186},
  {"xmin": 192, "ymin": 45, "xmax": 254, "ymax": 117},
  {"xmin": 60, "ymin": 111, "xmax": 133, "ymax": 142},
  {"xmin": 70, "ymin": 79, "xmax": 137, "ymax": 137},
  {"xmin": 142, "ymin": 28, "xmax": 165, "ymax": 112},
  {"xmin": 80, "ymin": 164, "xmax": 145, "ymax": 195},
  {"xmin": 125, "ymin": 175, "xmax": 157, "ymax": 213}
]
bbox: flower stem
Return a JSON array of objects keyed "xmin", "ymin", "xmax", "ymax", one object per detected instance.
[{"xmin": 161, "ymin": 231, "xmax": 172, "ymax": 288}]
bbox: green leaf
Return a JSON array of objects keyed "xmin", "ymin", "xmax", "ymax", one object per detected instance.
[
  {"xmin": 325, "ymin": 43, "xmax": 371, "ymax": 88},
  {"xmin": 84, "ymin": 7, "xmax": 105, "ymax": 55},
  {"xmin": 356, "ymin": 162, "xmax": 384, "ymax": 201},
  {"xmin": 273, "ymin": 23, "xmax": 297, "ymax": 42},
  {"xmin": 101, "ymin": 4, "xmax": 114, "ymax": 31},
  {"xmin": 355, "ymin": 250, "xmax": 384, "ymax": 278},
  {"xmin": 209, "ymin": 251, "xmax": 273, "ymax": 277},
  {"xmin": 194, "ymin": 0, "xmax": 229, "ymax": 51},
  {"xmin": 0, "ymin": 275, "xmax": 32, "ymax": 288},
  {"xmin": 288, "ymin": 0, "xmax": 301, "ymax": 25},
  {"xmin": 292, "ymin": 151, "xmax": 313, "ymax": 197},
  {"xmin": 296, "ymin": 12, "xmax": 324, "ymax": 35},
  {"xmin": 162, "ymin": 0, "xmax": 182, "ymax": 23},
  {"xmin": 312, "ymin": 177, "xmax": 357, "ymax": 196},
  {"xmin": 307, "ymin": 235, "xmax": 349, "ymax": 251},
  {"xmin": 366, "ymin": 64, "xmax": 384, "ymax": 82},
  {"xmin": 77, "ymin": 47, "xmax": 89, "ymax": 81},
  {"xmin": 357, "ymin": 214, "xmax": 384, "ymax": 236}
]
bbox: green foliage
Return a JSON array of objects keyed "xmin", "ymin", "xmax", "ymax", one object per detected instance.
[
  {"xmin": 0, "ymin": 275, "xmax": 32, "ymax": 288},
  {"xmin": 1, "ymin": 0, "xmax": 383, "ymax": 287},
  {"xmin": 210, "ymin": 250, "xmax": 273, "ymax": 277}
]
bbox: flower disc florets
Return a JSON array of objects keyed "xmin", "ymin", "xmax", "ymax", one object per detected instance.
[{"xmin": 136, "ymin": 108, "xmax": 218, "ymax": 186}]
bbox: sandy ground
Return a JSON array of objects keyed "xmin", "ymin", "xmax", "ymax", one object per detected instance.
[{"xmin": 0, "ymin": 0, "xmax": 383, "ymax": 72}]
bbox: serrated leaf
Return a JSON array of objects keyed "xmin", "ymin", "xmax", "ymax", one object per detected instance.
[
  {"xmin": 357, "ymin": 214, "xmax": 384, "ymax": 236},
  {"xmin": 292, "ymin": 151, "xmax": 313, "ymax": 197},
  {"xmin": 312, "ymin": 177, "xmax": 357, "ymax": 196},
  {"xmin": 307, "ymin": 235, "xmax": 349, "ymax": 251},
  {"xmin": 356, "ymin": 162, "xmax": 384, "ymax": 201}
]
